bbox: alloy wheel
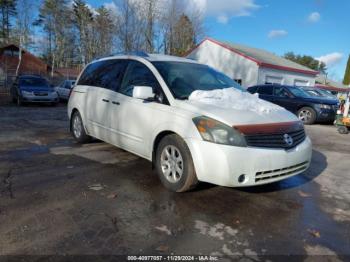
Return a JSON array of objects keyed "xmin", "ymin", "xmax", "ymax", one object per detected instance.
[
  {"xmin": 298, "ymin": 110, "xmax": 312, "ymax": 122},
  {"xmin": 160, "ymin": 145, "xmax": 184, "ymax": 183},
  {"xmin": 73, "ymin": 115, "xmax": 82, "ymax": 139}
]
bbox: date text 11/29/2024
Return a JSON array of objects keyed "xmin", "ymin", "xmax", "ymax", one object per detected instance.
[{"xmin": 127, "ymin": 255, "xmax": 219, "ymax": 261}]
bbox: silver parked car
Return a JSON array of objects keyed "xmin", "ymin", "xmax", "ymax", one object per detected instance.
[{"xmin": 55, "ymin": 80, "xmax": 76, "ymax": 101}]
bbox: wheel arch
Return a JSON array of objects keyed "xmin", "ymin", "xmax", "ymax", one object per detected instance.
[
  {"xmin": 69, "ymin": 108, "xmax": 79, "ymax": 132},
  {"xmin": 152, "ymin": 130, "xmax": 179, "ymax": 168}
]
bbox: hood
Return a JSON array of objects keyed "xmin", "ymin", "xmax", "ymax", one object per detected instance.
[
  {"xmin": 174, "ymin": 89, "xmax": 299, "ymax": 126},
  {"xmin": 299, "ymin": 96, "xmax": 338, "ymax": 105},
  {"xmin": 19, "ymin": 85, "xmax": 53, "ymax": 92}
]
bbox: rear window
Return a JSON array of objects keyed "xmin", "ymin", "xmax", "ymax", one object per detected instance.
[{"xmin": 77, "ymin": 59, "xmax": 127, "ymax": 90}]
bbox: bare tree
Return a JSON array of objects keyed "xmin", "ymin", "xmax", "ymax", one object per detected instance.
[{"xmin": 116, "ymin": 0, "xmax": 146, "ymax": 52}]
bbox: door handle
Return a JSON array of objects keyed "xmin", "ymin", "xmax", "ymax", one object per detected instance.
[
  {"xmin": 102, "ymin": 99, "xmax": 109, "ymax": 103},
  {"xmin": 112, "ymin": 101, "xmax": 120, "ymax": 105}
]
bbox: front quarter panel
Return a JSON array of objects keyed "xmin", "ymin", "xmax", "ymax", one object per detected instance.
[{"xmin": 149, "ymin": 115, "xmax": 201, "ymax": 160}]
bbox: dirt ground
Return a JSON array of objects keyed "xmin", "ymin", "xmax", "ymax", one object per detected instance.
[{"xmin": 0, "ymin": 103, "xmax": 349, "ymax": 260}]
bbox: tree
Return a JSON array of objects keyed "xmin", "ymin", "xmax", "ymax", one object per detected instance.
[
  {"xmin": 343, "ymin": 55, "xmax": 350, "ymax": 86},
  {"xmin": 14, "ymin": 0, "xmax": 34, "ymax": 50},
  {"xmin": 35, "ymin": 0, "xmax": 72, "ymax": 75},
  {"xmin": 117, "ymin": 0, "xmax": 145, "ymax": 52},
  {"xmin": 93, "ymin": 6, "xmax": 115, "ymax": 58},
  {"xmin": 171, "ymin": 14, "xmax": 195, "ymax": 56},
  {"xmin": 0, "ymin": 0, "xmax": 17, "ymax": 44},
  {"xmin": 284, "ymin": 52, "xmax": 327, "ymax": 73},
  {"xmin": 72, "ymin": 0, "xmax": 94, "ymax": 65}
]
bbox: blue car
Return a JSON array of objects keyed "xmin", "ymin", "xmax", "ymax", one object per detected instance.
[
  {"xmin": 10, "ymin": 75, "xmax": 59, "ymax": 106},
  {"xmin": 247, "ymin": 84, "xmax": 339, "ymax": 124}
]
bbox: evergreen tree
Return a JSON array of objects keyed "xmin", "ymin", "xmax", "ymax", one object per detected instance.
[
  {"xmin": 72, "ymin": 0, "xmax": 93, "ymax": 65},
  {"xmin": 171, "ymin": 14, "xmax": 195, "ymax": 56},
  {"xmin": 0, "ymin": 0, "xmax": 17, "ymax": 44},
  {"xmin": 284, "ymin": 52, "xmax": 327, "ymax": 73},
  {"xmin": 343, "ymin": 55, "xmax": 350, "ymax": 86}
]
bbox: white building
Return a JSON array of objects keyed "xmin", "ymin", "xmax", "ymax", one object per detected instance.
[{"xmin": 187, "ymin": 38, "xmax": 318, "ymax": 88}]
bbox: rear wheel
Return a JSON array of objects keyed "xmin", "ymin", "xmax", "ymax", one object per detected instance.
[
  {"xmin": 298, "ymin": 107, "xmax": 316, "ymax": 125},
  {"xmin": 71, "ymin": 111, "xmax": 91, "ymax": 143},
  {"xmin": 155, "ymin": 134, "xmax": 198, "ymax": 192},
  {"xmin": 338, "ymin": 126, "xmax": 349, "ymax": 134}
]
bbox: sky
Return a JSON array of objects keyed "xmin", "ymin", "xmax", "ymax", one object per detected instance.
[{"xmin": 88, "ymin": 0, "xmax": 349, "ymax": 81}]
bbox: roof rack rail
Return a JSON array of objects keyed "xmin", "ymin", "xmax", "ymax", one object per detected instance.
[{"xmin": 94, "ymin": 51, "xmax": 149, "ymax": 61}]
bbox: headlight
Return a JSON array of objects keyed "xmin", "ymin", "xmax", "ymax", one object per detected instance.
[
  {"xmin": 22, "ymin": 91, "xmax": 32, "ymax": 96},
  {"xmin": 319, "ymin": 104, "xmax": 331, "ymax": 109},
  {"xmin": 51, "ymin": 91, "xmax": 58, "ymax": 96},
  {"xmin": 193, "ymin": 116, "xmax": 247, "ymax": 147}
]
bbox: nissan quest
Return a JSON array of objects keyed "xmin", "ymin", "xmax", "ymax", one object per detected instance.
[{"xmin": 68, "ymin": 53, "xmax": 312, "ymax": 192}]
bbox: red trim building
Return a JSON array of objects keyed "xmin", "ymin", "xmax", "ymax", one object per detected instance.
[{"xmin": 186, "ymin": 38, "xmax": 318, "ymax": 88}]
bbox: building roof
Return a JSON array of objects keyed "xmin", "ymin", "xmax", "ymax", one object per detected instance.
[
  {"xmin": 0, "ymin": 44, "xmax": 48, "ymax": 68},
  {"xmin": 187, "ymin": 38, "xmax": 319, "ymax": 76},
  {"xmin": 315, "ymin": 74, "xmax": 350, "ymax": 92}
]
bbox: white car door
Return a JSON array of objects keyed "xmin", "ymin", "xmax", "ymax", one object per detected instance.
[
  {"xmin": 110, "ymin": 60, "xmax": 170, "ymax": 158},
  {"xmin": 85, "ymin": 59, "xmax": 128, "ymax": 143}
]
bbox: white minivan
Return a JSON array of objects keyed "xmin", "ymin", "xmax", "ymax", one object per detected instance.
[{"xmin": 68, "ymin": 53, "xmax": 312, "ymax": 192}]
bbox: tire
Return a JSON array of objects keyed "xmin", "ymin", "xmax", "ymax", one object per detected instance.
[
  {"xmin": 338, "ymin": 126, "xmax": 349, "ymax": 134},
  {"xmin": 71, "ymin": 111, "xmax": 91, "ymax": 143},
  {"xmin": 155, "ymin": 134, "xmax": 198, "ymax": 192},
  {"xmin": 298, "ymin": 107, "xmax": 316, "ymax": 125}
]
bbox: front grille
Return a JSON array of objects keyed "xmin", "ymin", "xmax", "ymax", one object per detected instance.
[
  {"xmin": 34, "ymin": 92, "xmax": 48, "ymax": 96},
  {"xmin": 245, "ymin": 129, "xmax": 306, "ymax": 149},
  {"xmin": 255, "ymin": 161, "xmax": 309, "ymax": 183}
]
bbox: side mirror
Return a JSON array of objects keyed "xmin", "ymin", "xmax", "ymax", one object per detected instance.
[{"xmin": 132, "ymin": 86, "xmax": 155, "ymax": 100}]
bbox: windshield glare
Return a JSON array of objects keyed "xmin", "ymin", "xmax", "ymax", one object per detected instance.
[
  {"xmin": 20, "ymin": 78, "xmax": 50, "ymax": 88},
  {"xmin": 152, "ymin": 61, "xmax": 245, "ymax": 99}
]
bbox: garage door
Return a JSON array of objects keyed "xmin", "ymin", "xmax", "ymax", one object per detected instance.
[
  {"xmin": 265, "ymin": 76, "xmax": 283, "ymax": 85},
  {"xmin": 294, "ymin": 79, "xmax": 309, "ymax": 86}
]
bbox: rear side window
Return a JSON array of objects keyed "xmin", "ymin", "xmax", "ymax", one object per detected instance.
[
  {"xmin": 257, "ymin": 85, "xmax": 273, "ymax": 95},
  {"xmin": 78, "ymin": 59, "xmax": 127, "ymax": 90},
  {"xmin": 119, "ymin": 61, "xmax": 160, "ymax": 97}
]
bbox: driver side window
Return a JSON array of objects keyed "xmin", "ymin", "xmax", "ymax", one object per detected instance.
[
  {"xmin": 119, "ymin": 61, "xmax": 160, "ymax": 97},
  {"xmin": 274, "ymin": 86, "xmax": 289, "ymax": 97}
]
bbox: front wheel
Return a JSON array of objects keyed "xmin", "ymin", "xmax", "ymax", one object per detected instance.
[
  {"xmin": 338, "ymin": 126, "xmax": 349, "ymax": 134},
  {"xmin": 155, "ymin": 134, "xmax": 198, "ymax": 192},
  {"xmin": 71, "ymin": 111, "xmax": 91, "ymax": 143},
  {"xmin": 298, "ymin": 107, "xmax": 316, "ymax": 125}
]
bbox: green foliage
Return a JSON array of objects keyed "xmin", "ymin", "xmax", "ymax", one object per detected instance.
[
  {"xmin": 343, "ymin": 55, "xmax": 350, "ymax": 86},
  {"xmin": 283, "ymin": 51, "xmax": 327, "ymax": 73}
]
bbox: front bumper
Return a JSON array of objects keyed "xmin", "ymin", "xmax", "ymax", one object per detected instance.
[
  {"xmin": 185, "ymin": 137, "xmax": 312, "ymax": 187},
  {"xmin": 21, "ymin": 94, "xmax": 58, "ymax": 103},
  {"xmin": 316, "ymin": 108, "xmax": 336, "ymax": 122}
]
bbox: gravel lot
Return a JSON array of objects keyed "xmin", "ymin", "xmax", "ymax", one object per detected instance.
[{"xmin": 0, "ymin": 103, "xmax": 349, "ymax": 260}]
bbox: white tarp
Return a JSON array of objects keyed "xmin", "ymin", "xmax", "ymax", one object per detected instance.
[{"xmin": 188, "ymin": 88, "xmax": 283, "ymax": 114}]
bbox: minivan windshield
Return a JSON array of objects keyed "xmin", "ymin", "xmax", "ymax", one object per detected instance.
[
  {"xmin": 20, "ymin": 78, "xmax": 50, "ymax": 88},
  {"xmin": 288, "ymin": 86, "xmax": 311, "ymax": 98},
  {"xmin": 152, "ymin": 61, "xmax": 245, "ymax": 99}
]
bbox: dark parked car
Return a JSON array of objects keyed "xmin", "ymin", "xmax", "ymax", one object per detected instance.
[
  {"xmin": 10, "ymin": 75, "xmax": 59, "ymax": 106},
  {"xmin": 300, "ymin": 86, "xmax": 338, "ymax": 101},
  {"xmin": 247, "ymin": 84, "xmax": 338, "ymax": 124}
]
